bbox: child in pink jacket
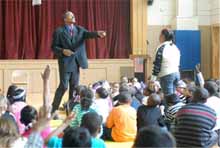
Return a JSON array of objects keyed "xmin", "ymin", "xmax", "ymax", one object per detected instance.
[{"xmin": 7, "ymin": 85, "xmax": 27, "ymax": 134}]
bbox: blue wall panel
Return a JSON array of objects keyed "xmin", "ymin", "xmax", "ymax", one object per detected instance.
[{"xmin": 174, "ymin": 30, "xmax": 201, "ymax": 70}]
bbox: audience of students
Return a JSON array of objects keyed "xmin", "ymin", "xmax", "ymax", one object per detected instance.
[{"xmin": 1, "ymin": 64, "xmax": 220, "ymax": 148}]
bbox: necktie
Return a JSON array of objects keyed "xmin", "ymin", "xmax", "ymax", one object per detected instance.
[{"xmin": 70, "ymin": 28, "xmax": 73, "ymax": 37}]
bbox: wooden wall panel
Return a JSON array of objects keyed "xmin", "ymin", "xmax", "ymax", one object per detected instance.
[
  {"xmin": 0, "ymin": 70, "xmax": 3, "ymax": 94},
  {"xmin": 0, "ymin": 59, "xmax": 133, "ymax": 108},
  {"xmin": 80, "ymin": 68, "xmax": 107, "ymax": 85},
  {"xmin": 199, "ymin": 26, "xmax": 212, "ymax": 79},
  {"xmin": 130, "ymin": 0, "xmax": 147, "ymax": 55},
  {"xmin": 211, "ymin": 25, "xmax": 220, "ymax": 78}
]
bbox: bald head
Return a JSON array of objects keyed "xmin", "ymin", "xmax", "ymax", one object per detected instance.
[{"xmin": 64, "ymin": 11, "xmax": 76, "ymax": 24}]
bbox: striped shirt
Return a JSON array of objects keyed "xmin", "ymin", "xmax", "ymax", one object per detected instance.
[
  {"xmin": 175, "ymin": 103, "xmax": 216, "ymax": 147},
  {"xmin": 179, "ymin": 94, "xmax": 187, "ymax": 103},
  {"xmin": 164, "ymin": 102, "xmax": 185, "ymax": 131}
]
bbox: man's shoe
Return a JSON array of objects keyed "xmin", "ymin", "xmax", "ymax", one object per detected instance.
[{"xmin": 53, "ymin": 114, "xmax": 60, "ymax": 120}]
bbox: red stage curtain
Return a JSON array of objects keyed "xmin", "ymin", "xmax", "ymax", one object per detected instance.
[{"xmin": 0, "ymin": 0, "xmax": 131, "ymax": 59}]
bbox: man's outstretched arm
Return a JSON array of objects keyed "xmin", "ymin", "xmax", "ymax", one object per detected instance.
[{"xmin": 83, "ymin": 29, "xmax": 106, "ymax": 39}]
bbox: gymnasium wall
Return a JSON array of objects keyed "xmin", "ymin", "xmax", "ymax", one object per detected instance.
[
  {"xmin": 147, "ymin": 0, "xmax": 220, "ymax": 79},
  {"xmin": 0, "ymin": 59, "xmax": 134, "ymax": 108}
]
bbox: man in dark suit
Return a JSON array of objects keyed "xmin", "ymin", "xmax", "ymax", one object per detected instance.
[{"xmin": 51, "ymin": 11, "xmax": 106, "ymax": 114}]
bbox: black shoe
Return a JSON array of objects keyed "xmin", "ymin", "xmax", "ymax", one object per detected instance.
[{"xmin": 53, "ymin": 114, "xmax": 60, "ymax": 120}]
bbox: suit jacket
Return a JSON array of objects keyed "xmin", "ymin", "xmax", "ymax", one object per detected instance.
[{"xmin": 51, "ymin": 25, "xmax": 99, "ymax": 72}]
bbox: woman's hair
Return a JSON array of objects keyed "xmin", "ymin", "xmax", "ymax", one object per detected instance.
[
  {"xmin": 20, "ymin": 105, "xmax": 38, "ymax": 127},
  {"xmin": 62, "ymin": 127, "xmax": 91, "ymax": 148},
  {"xmin": 6, "ymin": 85, "xmax": 17, "ymax": 104},
  {"xmin": 161, "ymin": 29, "xmax": 174, "ymax": 42},
  {"xmin": 0, "ymin": 117, "xmax": 20, "ymax": 147},
  {"xmin": 80, "ymin": 97, "xmax": 93, "ymax": 111},
  {"xmin": 133, "ymin": 126, "xmax": 176, "ymax": 148},
  {"xmin": 96, "ymin": 87, "xmax": 109, "ymax": 99}
]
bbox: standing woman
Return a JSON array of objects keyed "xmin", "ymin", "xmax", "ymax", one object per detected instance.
[{"xmin": 151, "ymin": 29, "xmax": 180, "ymax": 96}]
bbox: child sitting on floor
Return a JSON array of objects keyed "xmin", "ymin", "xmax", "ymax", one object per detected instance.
[
  {"xmin": 0, "ymin": 94, "xmax": 18, "ymax": 131},
  {"xmin": 70, "ymin": 96, "xmax": 96, "ymax": 127},
  {"xmin": 62, "ymin": 127, "xmax": 92, "ymax": 148},
  {"xmin": 104, "ymin": 92, "xmax": 137, "ymax": 142},
  {"xmin": 7, "ymin": 85, "xmax": 27, "ymax": 134},
  {"xmin": 81, "ymin": 112, "xmax": 106, "ymax": 148},
  {"xmin": 114, "ymin": 85, "xmax": 141, "ymax": 110},
  {"xmin": 65, "ymin": 85, "xmax": 87, "ymax": 115},
  {"xmin": 137, "ymin": 93, "xmax": 163, "ymax": 131},
  {"xmin": 110, "ymin": 82, "xmax": 120, "ymax": 98},
  {"xmin": 176, "ymin": 80, "xmax": 188, "ymax": 103},
  {"xmin": 142, "ymin": 81, "xmax": 158, "ymax": 105},
  {"xmin": 133, "ymin": 126, "xmax": 176, "ymax": 148},
  {"xmin": 92, "ymin": 87, "xmax": 111, "ymax": 123},
  {"xmin": 0, "ymin": 117, "xmax": 27, "ymax": 148},
  {"xmin": 20, "ymin": 105, "xmax": 51, "ymax": 140},
  {"xmin": 164, "ymin": 94, "xmax": 185, "ymax": 132}
]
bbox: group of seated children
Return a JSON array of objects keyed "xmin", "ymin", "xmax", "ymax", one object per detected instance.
[{"xmin": 0, "ymin": 65, "xmax": 220, "ymax": 148}]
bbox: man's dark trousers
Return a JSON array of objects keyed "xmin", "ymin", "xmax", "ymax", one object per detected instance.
[{"xmin": 51, "ymin": 65, "xmax": 79, "ymax": 113}]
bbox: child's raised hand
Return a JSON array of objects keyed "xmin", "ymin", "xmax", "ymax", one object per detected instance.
[
  {"xmin": 195, "ymin": 64, "xmax": 201, "ymax": 73},
  {"xmin": 41, "ymin": 65, "xmax": 51, "ymax": 80}
]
